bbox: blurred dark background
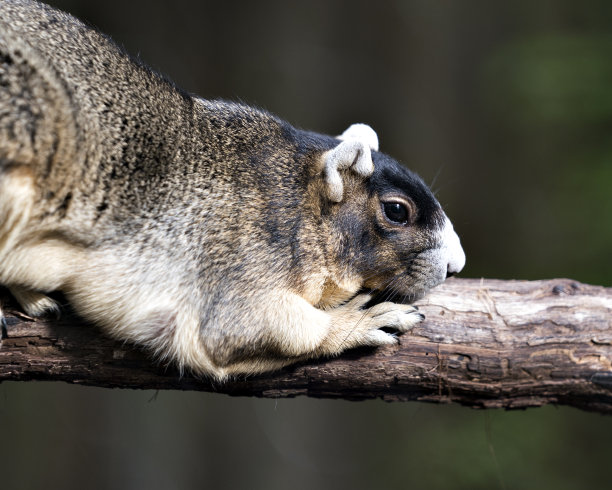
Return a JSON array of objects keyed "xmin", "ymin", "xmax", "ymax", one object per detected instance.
[{"xmin": 2, "ymin": 1, "xmax": 612, "ymax": 489}]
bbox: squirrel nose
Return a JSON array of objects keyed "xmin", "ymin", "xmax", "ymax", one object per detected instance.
[
  {"xmin": 446, "ymin": 246, "xmax": 465, "ymax": 278},
  {"xmin": 442, "ymin": 217, "xmax": 466, "ymax": 278},
  {"xmin": 446, "ymin": 245, "xmax": 465, "ymax": 278}
]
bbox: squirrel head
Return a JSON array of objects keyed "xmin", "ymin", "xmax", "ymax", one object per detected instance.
[{"xmin": 323, "ymin": 144, "xmax": 465, "ymax": 304}]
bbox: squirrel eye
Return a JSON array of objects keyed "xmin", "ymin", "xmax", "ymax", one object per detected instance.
[{"xmin": 382, "ymin": 201, "xmax": 409, "ymax": 225}]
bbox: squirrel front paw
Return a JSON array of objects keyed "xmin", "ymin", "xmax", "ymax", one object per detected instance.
[{"xmin": 322, "ymin": 293, "xmax": 424, "ymax": 354}]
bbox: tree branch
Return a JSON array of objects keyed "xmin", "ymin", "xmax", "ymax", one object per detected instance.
[{"xmin": 1, "ymin": 278, "xmax": 611, "ymax": 413}]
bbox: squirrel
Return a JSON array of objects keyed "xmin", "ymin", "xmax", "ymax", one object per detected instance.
[{"xmin": 0, "ymin": 0, "xmax": 465, "ymax": 379}]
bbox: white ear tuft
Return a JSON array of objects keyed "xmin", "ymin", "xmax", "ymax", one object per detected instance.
[
  {"xmin": 338, "ymin": 123, "xmax": 379, "ymax": 152},
  {"xmin": 322, "ymin": 139, "xmax": 374, "ymax": 202}
]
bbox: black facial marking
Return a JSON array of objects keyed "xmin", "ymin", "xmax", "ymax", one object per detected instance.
[{"xmin": 367, "ymin": 152, "xmax": 444, "ymax": 229}]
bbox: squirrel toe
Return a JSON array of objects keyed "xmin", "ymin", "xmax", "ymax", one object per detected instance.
[{"xmin": 369, "ymin": 305, "xmax": 425, "ymax": 333}]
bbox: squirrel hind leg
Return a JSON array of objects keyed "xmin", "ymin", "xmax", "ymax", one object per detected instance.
[
  {"xmin": 9, "ymin": 286, "xmax": 60, "ymax": 318},
  {"xmin": 0, "ymin": 164, "xmax": 35, "ymax": 259}
]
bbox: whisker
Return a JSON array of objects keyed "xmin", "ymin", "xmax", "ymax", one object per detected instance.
[{"xmin": 429, "ymin": 165, "xmax": 445, "ymax": 196}]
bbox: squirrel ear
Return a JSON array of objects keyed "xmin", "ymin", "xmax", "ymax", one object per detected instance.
[
  {"xmin": 323, "ymin": 138, "xmax": 374, "ymax": 203},
  {"xmin": 338, "ymin": 123, "xmax": 379, "ymax": 152}
]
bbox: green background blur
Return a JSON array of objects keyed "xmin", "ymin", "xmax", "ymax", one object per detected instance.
[{"xmin": 2, "ymin": 1, "xmax": 612, "ymax": 489}]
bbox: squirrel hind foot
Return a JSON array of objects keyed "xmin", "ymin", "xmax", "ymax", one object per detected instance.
[
  {"xmin": 0, "ymin": 306, "xmax": 7, "ymax": 340},
  {"xmin": 9, "ymin": 286, "xmax": 61, "ymax": 318}
]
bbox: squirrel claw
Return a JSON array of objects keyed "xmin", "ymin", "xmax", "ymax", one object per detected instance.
[
  {"xmin": 1, "ymin": 311, "xmax": 8, "ymax": 340},
  {"xmin": 367, "ymin": 302, "xmax": 424, "ymax": 333}
]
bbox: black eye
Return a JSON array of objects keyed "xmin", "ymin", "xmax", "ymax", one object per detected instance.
[{"xmin": 382, "ymin": 201, "xmax": 409, "ymax": 224}]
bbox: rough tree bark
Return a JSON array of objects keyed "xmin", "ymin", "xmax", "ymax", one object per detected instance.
[{"xmin": 1, "ymin": 278, "xmax": 611, "ymax": 413}]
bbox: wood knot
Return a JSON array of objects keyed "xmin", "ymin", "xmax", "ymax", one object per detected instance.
[{"xmin": 552, "ymin": 282, "xmax": 580, "ymax": 296}]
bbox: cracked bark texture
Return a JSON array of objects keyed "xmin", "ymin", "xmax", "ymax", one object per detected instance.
[{"xmin": 1, "ymin": 278, "xmax": 612, "ymax": 413}]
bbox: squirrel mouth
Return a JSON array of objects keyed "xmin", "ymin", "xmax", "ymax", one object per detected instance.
[
  {"xmin": 357, "ymin": 286, "xmax": 423, "ymax": 308},
  {"xmin": 360, "ymin": 268, "xmax": 429, "ymax": 306}
]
